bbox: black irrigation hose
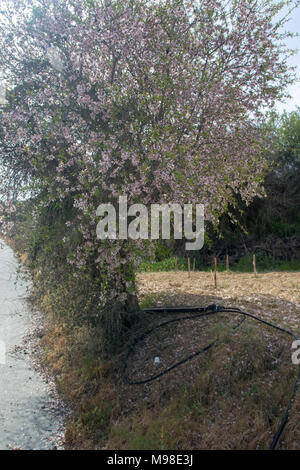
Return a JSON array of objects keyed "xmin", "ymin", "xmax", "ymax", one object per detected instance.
[{"xmin": 121, "ymin": 304, "xmax": 300, "ymax": 451}]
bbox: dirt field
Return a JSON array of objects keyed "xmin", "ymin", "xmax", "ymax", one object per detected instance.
[{"xmin": 137, "ymin": 271, "xmax": 300, "ymax": 333}]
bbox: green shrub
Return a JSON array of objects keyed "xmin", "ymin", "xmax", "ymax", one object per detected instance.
[{"xmin": 139, "ymin": 257, "xmax": 188, "ymax": 272}]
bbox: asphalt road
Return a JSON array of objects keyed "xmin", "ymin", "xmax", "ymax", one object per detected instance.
[{"xmin": 0, "ymin": 242, "xmax": 63, "ymax": 450}]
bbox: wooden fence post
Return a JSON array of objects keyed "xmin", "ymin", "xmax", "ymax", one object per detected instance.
[
  {"xmin": 253, "ymin": 254, "xmax": 257, "ymax": 278},
  {"xmin": 214, "ymin": 257, "xmax": 217, "ymax": 288},
  {"xmin": 226, "ymin": 254, "xmax": 229, "ymax": 272}
]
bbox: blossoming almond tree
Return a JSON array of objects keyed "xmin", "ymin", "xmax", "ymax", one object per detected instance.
[{"xmin": 0, "ymin": 0, "xmax": 296, "ymax": 338}]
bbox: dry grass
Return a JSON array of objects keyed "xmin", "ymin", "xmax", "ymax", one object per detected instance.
[
  {"xmin": 38, "ymin": 270, "xmax": 300, "ymax": 450},
  {"xmin": 107, "ymin": 270, "xmax": 300, "ymax": 450},
  {"xmin": 39, "ymin": 320, "xmax": 119, "ymax": 449}
]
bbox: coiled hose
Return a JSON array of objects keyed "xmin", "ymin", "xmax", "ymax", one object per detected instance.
[{"xmin": 121, "ymin": 304, "xmax": 300, "ymax": 450}]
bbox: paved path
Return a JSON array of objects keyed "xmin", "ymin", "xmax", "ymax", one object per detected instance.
[{"xmin": 0, "ymin": 242, "xmax": 63, "ymax": 450}]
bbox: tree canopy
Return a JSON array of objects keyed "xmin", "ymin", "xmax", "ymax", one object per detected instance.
[{"xmin": 0, "ymin": 0, "xmax": 297, "ymax": 337}]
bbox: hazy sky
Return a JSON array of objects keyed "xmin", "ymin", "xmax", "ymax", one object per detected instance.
[{"xmin": 275, "ymin": 3, "xmax": 300, "ymax": 113}]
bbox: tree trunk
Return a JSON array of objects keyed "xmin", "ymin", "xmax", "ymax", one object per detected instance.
[{"xmin": 101, "ymin": 261, "xmax": 143, "ymax": 350}]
